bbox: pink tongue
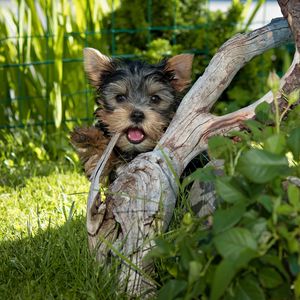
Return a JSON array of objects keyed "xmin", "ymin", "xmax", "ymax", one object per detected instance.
[{"xmin": 127, "ymin": 128, "xmax": 144, "ymax": 143}]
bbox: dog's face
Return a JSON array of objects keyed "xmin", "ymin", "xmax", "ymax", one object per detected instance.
[{"xmin": 84, "ymin": 48, "xmax": 193, "ymax": 153}]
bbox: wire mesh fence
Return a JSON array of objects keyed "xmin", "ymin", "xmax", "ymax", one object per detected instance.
[{"xmin": 0, "ymin": 0, "xmax": 289, "ymax": 131}]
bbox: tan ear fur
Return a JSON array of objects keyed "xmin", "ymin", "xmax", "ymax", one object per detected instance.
[
  {"xmin": 165, "ymin": 54, "xmax": 194, "ymax": 92},
  {"xmin": 83, "ymin": 48, "xmax": 112, "ymax": 87}
]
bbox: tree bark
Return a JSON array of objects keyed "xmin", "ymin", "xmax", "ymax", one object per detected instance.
[{"xmin": 87, "ymin": 14, "xmax": 298, "ymax": 296}]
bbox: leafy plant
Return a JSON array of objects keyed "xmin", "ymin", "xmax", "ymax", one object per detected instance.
[{"xmin": 150, "ymin": 92, "xmax": 300, "ymax": 299}]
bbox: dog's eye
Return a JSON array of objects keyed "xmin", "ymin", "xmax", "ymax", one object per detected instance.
[
  {"xmin": 150, "ymin": 95, "xmax": 161, "ymax": 103},
  {"xmin": 116, "ymin": 95, "xmax": 126, "ymax": 103}
]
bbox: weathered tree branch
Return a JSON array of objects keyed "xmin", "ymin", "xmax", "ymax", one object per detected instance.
[
  {"xmin": 159, "ymin": 18, "xmax": 293, "ymax": 169},
  {"xmin": 278, "ymin": 0, "xmax": 300, "ymax": 52},
  {"xmin": 87, "ymin": 16, "xmax": 298, "ymax": 296}
]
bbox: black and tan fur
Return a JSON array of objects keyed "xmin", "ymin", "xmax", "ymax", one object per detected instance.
[{"xmin": 71, "ymin": 48, "xmax": 194, "ymax": 180}]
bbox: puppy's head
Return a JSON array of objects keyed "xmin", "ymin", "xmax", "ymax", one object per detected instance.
[{"xmin": 84, "ymin": 48, "xmax": 194, "ymax": 153}]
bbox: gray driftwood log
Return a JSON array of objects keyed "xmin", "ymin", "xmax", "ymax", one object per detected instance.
[{"xmin": 86, "ymin": 13, "xmax": 299, "ymax": 296}]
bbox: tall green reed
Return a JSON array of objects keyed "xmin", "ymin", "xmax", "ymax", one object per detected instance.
[{"xmin": 0, "ymin": 0, "xmax": 113, "ymax": 130}]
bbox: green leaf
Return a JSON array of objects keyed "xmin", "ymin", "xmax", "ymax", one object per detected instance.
[
  {"xmin": 166, "ymin": 261, "xmax": 178, "ymax": 278},
  {"xmin": 257, "ymin": 195, "xmax": 273, "ymax": 213},
  {"xmin": 182, "ymin": 166, "xmax": 215, "ymax": 189},
  {"xmin": 260, "ymin": 255, "xmax": 290, "ymax": 281},
  {"xmin": 237, "ymin": 149, "xmax": 289, "ymax": 183},
  {"xmin": 148, "ymin": 238, "xmax": 174, "ymax": 258},
  {"xmin": 214, "ymin": 228, "xmax": 257, "ymax": 259},
  {"xmin": 208, "ymin": 136, "xmax": 233, "ymax": 159},
  {"xmin": 228, "ymin": 130, "xmax": 249, "ymax": 142},
  {"xmin": 264, "ymin": 133, "xmax": 286, "ymax": 154},
  {"xmin": 276, "ymin": 204, "xmax": 295, "ymax": 215},
  {"xmin": 288, "ymin": 236, "xmax": 300, "ymax": 253},
  {"xmin": 288, "ymin": 255, "xmax": 300, "ymax": 276},
  {"xmin": 248, "ymin": 217, "xmax": 268, "ymax": 240},
  {"xmin": 50, "ymin": 82, "xmax": 62, "ymax": 128},
  {"xmin": 255, "ymin": 101, "xmax": 272, "ymax": 124},
  {"xmin": 294, "ymin": 273, "xmax": 300, "ymax": 299},
  {"xmin": 213, "ymin": 203, "xmax": 246, "ymax": 234},
  {"xmin": 179, "ymin": 242, "xmax": 195, "ymax": 271},
  {"xmin": 188, "ymin": 261, "xmax": 203, "ymax": 285},
  {"xmin": 158, "ymin": 280, "xmax": 187, "ymax": 300},
  {"xmin": 269, "ymin": 283, "xmax": 292, "ymax": 300},
  {"xmin": 210, "ymin": 249, "xmax": 257, "ymax": 300},
  {"xmin": 288, "ymin": 184, "xmax": 300, "ymax": 209},
  {"xmin": 287, "ymin": 127, "xmax": 300, "ymax": 160},
  {"xmin": 25, "ymin": 0, "xmax": 44, "ymax": 36},
  {"xmin": 287, "ymin": 89, "xmax": 300, "ymax": 106},
  {"xmin": 259, "ymin": 267, "xmax": 283, "ymax": 288},
  {"xmin": 235, "ymin": 276, "xmax": 265, "ymax": 300},
  {"xmin": 244, "ymin": 120, "xmax": 264, "ymax": 140},
  {"xmin": 210, "ymin": 259, "xmax": 236, "ymax": 300},
  {"xmin": 215, "ymin": 177, "xmax": 248, "ymax": 203}
]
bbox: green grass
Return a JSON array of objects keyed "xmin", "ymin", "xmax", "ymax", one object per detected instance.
[
  {"xmin": 0, "ymin": 170, "xmax": 88, "ymax": 240},
  {"xmin": 0, "ymin": 156, "xmax": 124, "ymax": 299}
]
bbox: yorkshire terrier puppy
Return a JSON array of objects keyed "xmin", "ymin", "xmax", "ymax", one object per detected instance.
[{"xmin": 71, "ymin": 48, "xmax": 193, "ymax": 181}]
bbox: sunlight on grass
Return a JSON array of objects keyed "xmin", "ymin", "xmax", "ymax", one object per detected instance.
[{"xmin": 0, "ymin": 171, "xmax": 89, "ymax": 240}]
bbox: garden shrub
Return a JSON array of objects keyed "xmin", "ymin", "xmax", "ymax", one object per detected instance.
[{"xmin": 150, "ymin": 93, "xmax": 300, "ymax": 299}]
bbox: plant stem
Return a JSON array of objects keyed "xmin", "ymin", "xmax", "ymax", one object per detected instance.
[{"xmin": 273, "ymin": 92, "xmax": 280, "ymax": 133}]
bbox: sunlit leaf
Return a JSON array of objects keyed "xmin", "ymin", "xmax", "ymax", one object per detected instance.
[
  {"xmin": 264, "ymin": 133, "xmax": 286, "ymax": 154},
  {"xmin": 50, "ymin": 82, "xmax": 62, "ymax": 128}
]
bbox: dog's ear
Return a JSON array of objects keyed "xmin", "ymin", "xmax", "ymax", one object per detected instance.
[
  {"xmin": 165, "ymin": 54, "xmax": 194, "ymax": 92},
  {"xmin": 83, "ymin": 48, "xmax": 113, "ymax": 88}
]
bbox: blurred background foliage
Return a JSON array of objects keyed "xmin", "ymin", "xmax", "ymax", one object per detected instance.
[{"xmin": 0, "ymin": 0, "xmax": 293, "ymax": 167}]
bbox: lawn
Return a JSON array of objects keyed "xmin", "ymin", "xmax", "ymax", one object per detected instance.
[{"xmin": 0, "ymin": 158, "xmax": 122, "ymax": 299}]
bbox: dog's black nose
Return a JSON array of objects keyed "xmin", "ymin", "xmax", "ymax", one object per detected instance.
[{"xmin": 130, "ymin": 110, "xmax": 145, "ymax": 123}]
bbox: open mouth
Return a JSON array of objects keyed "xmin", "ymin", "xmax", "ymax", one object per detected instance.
[{"xmin": 126, "ymin": 127, "xmax": 145, "ymax": 144}]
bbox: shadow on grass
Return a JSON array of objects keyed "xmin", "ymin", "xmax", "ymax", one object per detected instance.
[{"xmin": 0, "ymin": 216, "xmax": 123, "ymax": 300}]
